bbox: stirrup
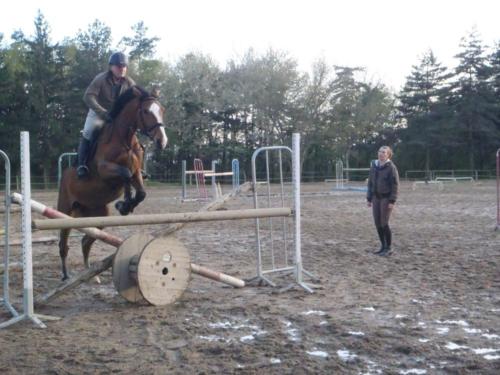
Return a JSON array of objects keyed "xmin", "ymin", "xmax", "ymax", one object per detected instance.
[
  {"xmin": 141, "ymin": 169, "xmax": 150, "ymax": 180},
  {"xmin": 77, "ymin": 165, "xmax": 89, "ymax": 179}
]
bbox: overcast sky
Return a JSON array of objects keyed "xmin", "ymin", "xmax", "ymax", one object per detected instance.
[{"xmin": 1, "ymin": 0, "xmax": 498, "ymax": 91}]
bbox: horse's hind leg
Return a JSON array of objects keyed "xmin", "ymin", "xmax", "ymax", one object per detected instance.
[
  {"xmin": 82, "ymin": 234, "xmax": 101, "ymax": 284},
  {"xmin": 82, "ymin": 205, "xmax": 109, "ymax": 283},
  {"xmin": 57, "ymin": 174, "xmax": 73, "ymax": 280},
  {"xmin": 59, "ymin": 229, "xmax": 71, "ymax": 280}
]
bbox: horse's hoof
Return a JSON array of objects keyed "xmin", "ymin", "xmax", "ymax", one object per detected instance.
[
  {"xmin": 119, "ymin": 207, "xmax": 130, "ymax": 216},
  {"xmin": 115, "ymin": 201, "xmax": 129, "ymax": 216},
  {"xmin": 62, "ymin": 275, "xmax": 69, "ymax": 281}
]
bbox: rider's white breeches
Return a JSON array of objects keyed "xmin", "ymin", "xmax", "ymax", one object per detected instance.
[{"xmin": 82, "ymin": 110, "xmax": 105, "ymax": 140}]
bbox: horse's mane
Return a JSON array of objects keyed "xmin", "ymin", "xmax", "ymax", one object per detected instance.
[{"xmin": 108, "ymin": 85, "xmax": 150, "ymax": 119}]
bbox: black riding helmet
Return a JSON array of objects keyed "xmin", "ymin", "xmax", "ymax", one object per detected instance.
[{"xmin": 109, "ymin": 52, "xmax": 128, "ymax": 67}]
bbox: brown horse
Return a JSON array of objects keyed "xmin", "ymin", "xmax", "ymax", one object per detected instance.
[{"xmin": 57, "ymin": 86, "xmax": 168, "ymax": 280}]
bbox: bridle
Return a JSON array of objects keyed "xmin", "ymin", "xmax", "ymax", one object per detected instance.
[{"xmin": 138, "ymin": 96, "xmax": 164, "ymax": 138}]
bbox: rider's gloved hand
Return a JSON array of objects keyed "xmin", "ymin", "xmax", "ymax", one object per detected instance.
[
  {"xmin": 101, "ymin": 112, "xmax": 112, "ymax": 123},
  {"xmin": 105, "ymin": 112, "xmax": 113, "ymax": 123}
]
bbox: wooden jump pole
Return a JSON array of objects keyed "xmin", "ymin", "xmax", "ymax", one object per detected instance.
[
  {"xmin": 33, "ymin": 207, "xmax": 292, "ymax": 231},
  {"xmin": 12, "ymin": 183, "xmax": 253, "ymax": 305}
]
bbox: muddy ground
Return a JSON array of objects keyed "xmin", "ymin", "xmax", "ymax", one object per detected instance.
[{"xmin": 0, "ymin": 181, "xmax": 499, "ymax": 374}]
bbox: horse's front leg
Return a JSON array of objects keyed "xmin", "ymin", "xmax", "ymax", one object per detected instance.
[
  {"xmin": 97, "ymin": 160, "xmax": 134, "ymax": 215},
  {"xmin": 115, "ymin": 182, "xmax": 133, "ymax": 216},
  {"xmin": 127, "ymin": 171, "xmax": 146, "ymax": 213}
]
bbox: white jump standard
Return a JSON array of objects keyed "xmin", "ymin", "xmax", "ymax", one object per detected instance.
[
  {"xmin": 0, "ymin": 149, "xmax": 18, "ymax": 320},
  {"xmin": 0, "ymin": 133, "xmax": 59, "ymax": 329},
  {"xmin": 248, "ymin": 133, "xmax": 317, "ymax": 293}
]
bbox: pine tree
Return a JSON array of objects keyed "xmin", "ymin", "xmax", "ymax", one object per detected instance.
[
  {"xmin": 449, "ymin": 28, "xmax": 494, "ymax": 169},
  {"xmin": 329, "ymin": 66, "xmax": 393, "ymax": 172},
  {"xmin": 484, "ymin": 41, "xmax": 500, "ymax": 153},
  {"xmin": 398, "ymin": 49, "xmax": 451, "ymax": 175},
  {"xmin": 119, "ymin": 21, "xmax": 160, "ymax": 63},
  {"xmin": 23, "ymin": 11, "xmax": 68, "ymax": 185}
]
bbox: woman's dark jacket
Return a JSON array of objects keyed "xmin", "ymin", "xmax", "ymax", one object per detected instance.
[{"xmin": 366, "ymin": 160, "xmax": 399, "ymax": 204}]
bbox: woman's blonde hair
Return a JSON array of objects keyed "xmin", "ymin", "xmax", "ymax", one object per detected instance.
[{"xmin": 378, "ymin": 146, "xmax": 393, "ymax": 159}]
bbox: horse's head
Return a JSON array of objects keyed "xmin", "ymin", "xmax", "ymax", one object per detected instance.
[{"xmin": 137, "ymin": 96, "xmax": 168, "ymax": 150}]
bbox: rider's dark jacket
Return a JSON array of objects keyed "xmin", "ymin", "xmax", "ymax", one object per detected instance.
[
  {"xmin": 83, "ymin": 71, "xmax": 136, "ymax": 118},
  {"xmin": 366, "ymin": 160, "xmax": 399, "ymax": 204}
]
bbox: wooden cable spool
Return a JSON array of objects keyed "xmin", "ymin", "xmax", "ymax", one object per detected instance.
[{"xmin": 112, "ymin": 234, "xmax": 191, "ymax": 306}]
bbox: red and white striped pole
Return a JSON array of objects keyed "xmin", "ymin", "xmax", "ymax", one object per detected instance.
[{"xmin": 11, "ymin": 193, "xmax": 122, "ymax": 247}]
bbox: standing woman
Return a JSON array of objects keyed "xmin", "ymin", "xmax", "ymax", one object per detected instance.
[{"xmin": 367, "ymin": 146, "xmax": 400, "ymax": 256}]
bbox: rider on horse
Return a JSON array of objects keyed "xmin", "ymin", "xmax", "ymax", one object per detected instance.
[{"xmin": 77, "ymin": 52, "xmax": 136, "ymax": 179}]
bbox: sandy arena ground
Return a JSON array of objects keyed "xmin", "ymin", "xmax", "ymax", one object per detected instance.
[{"xmin": 0, "ymin": 181, "xmax": 499, "ymax": 374}]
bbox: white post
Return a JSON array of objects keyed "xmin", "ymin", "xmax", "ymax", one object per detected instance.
[
  {"xmin": 181, "ymin": 160, "xmax": 186, "ymax": 200},
  {"xmin": 293, "ymin": 133, "xmax": 313, "ymax": 292},
  {"xmin": 211, "ymin": 160, "xmax": 217, "ymax": 199},
  {"xmin": 292, "ymin": 134, "xmax": 301, "ymax": 282},
  {"xmin": 20, "ymin": 132, "xmax": 36, "ymax": 320}
]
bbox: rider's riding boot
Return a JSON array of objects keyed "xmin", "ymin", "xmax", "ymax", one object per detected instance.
[
  {"xmin": 77, "ymin": 138, "xmax": 91, "ymax": 179},
  {"xmin": 379, "ymin": 246, "xmax": 392, "ymax": 256},
  {"xmin": 378, "ymin": 226, "xmax": 392, "ymax": 256},
  {"xmin": 374, "ymin": 227, "xmax": 386, "ymax": 254}
]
